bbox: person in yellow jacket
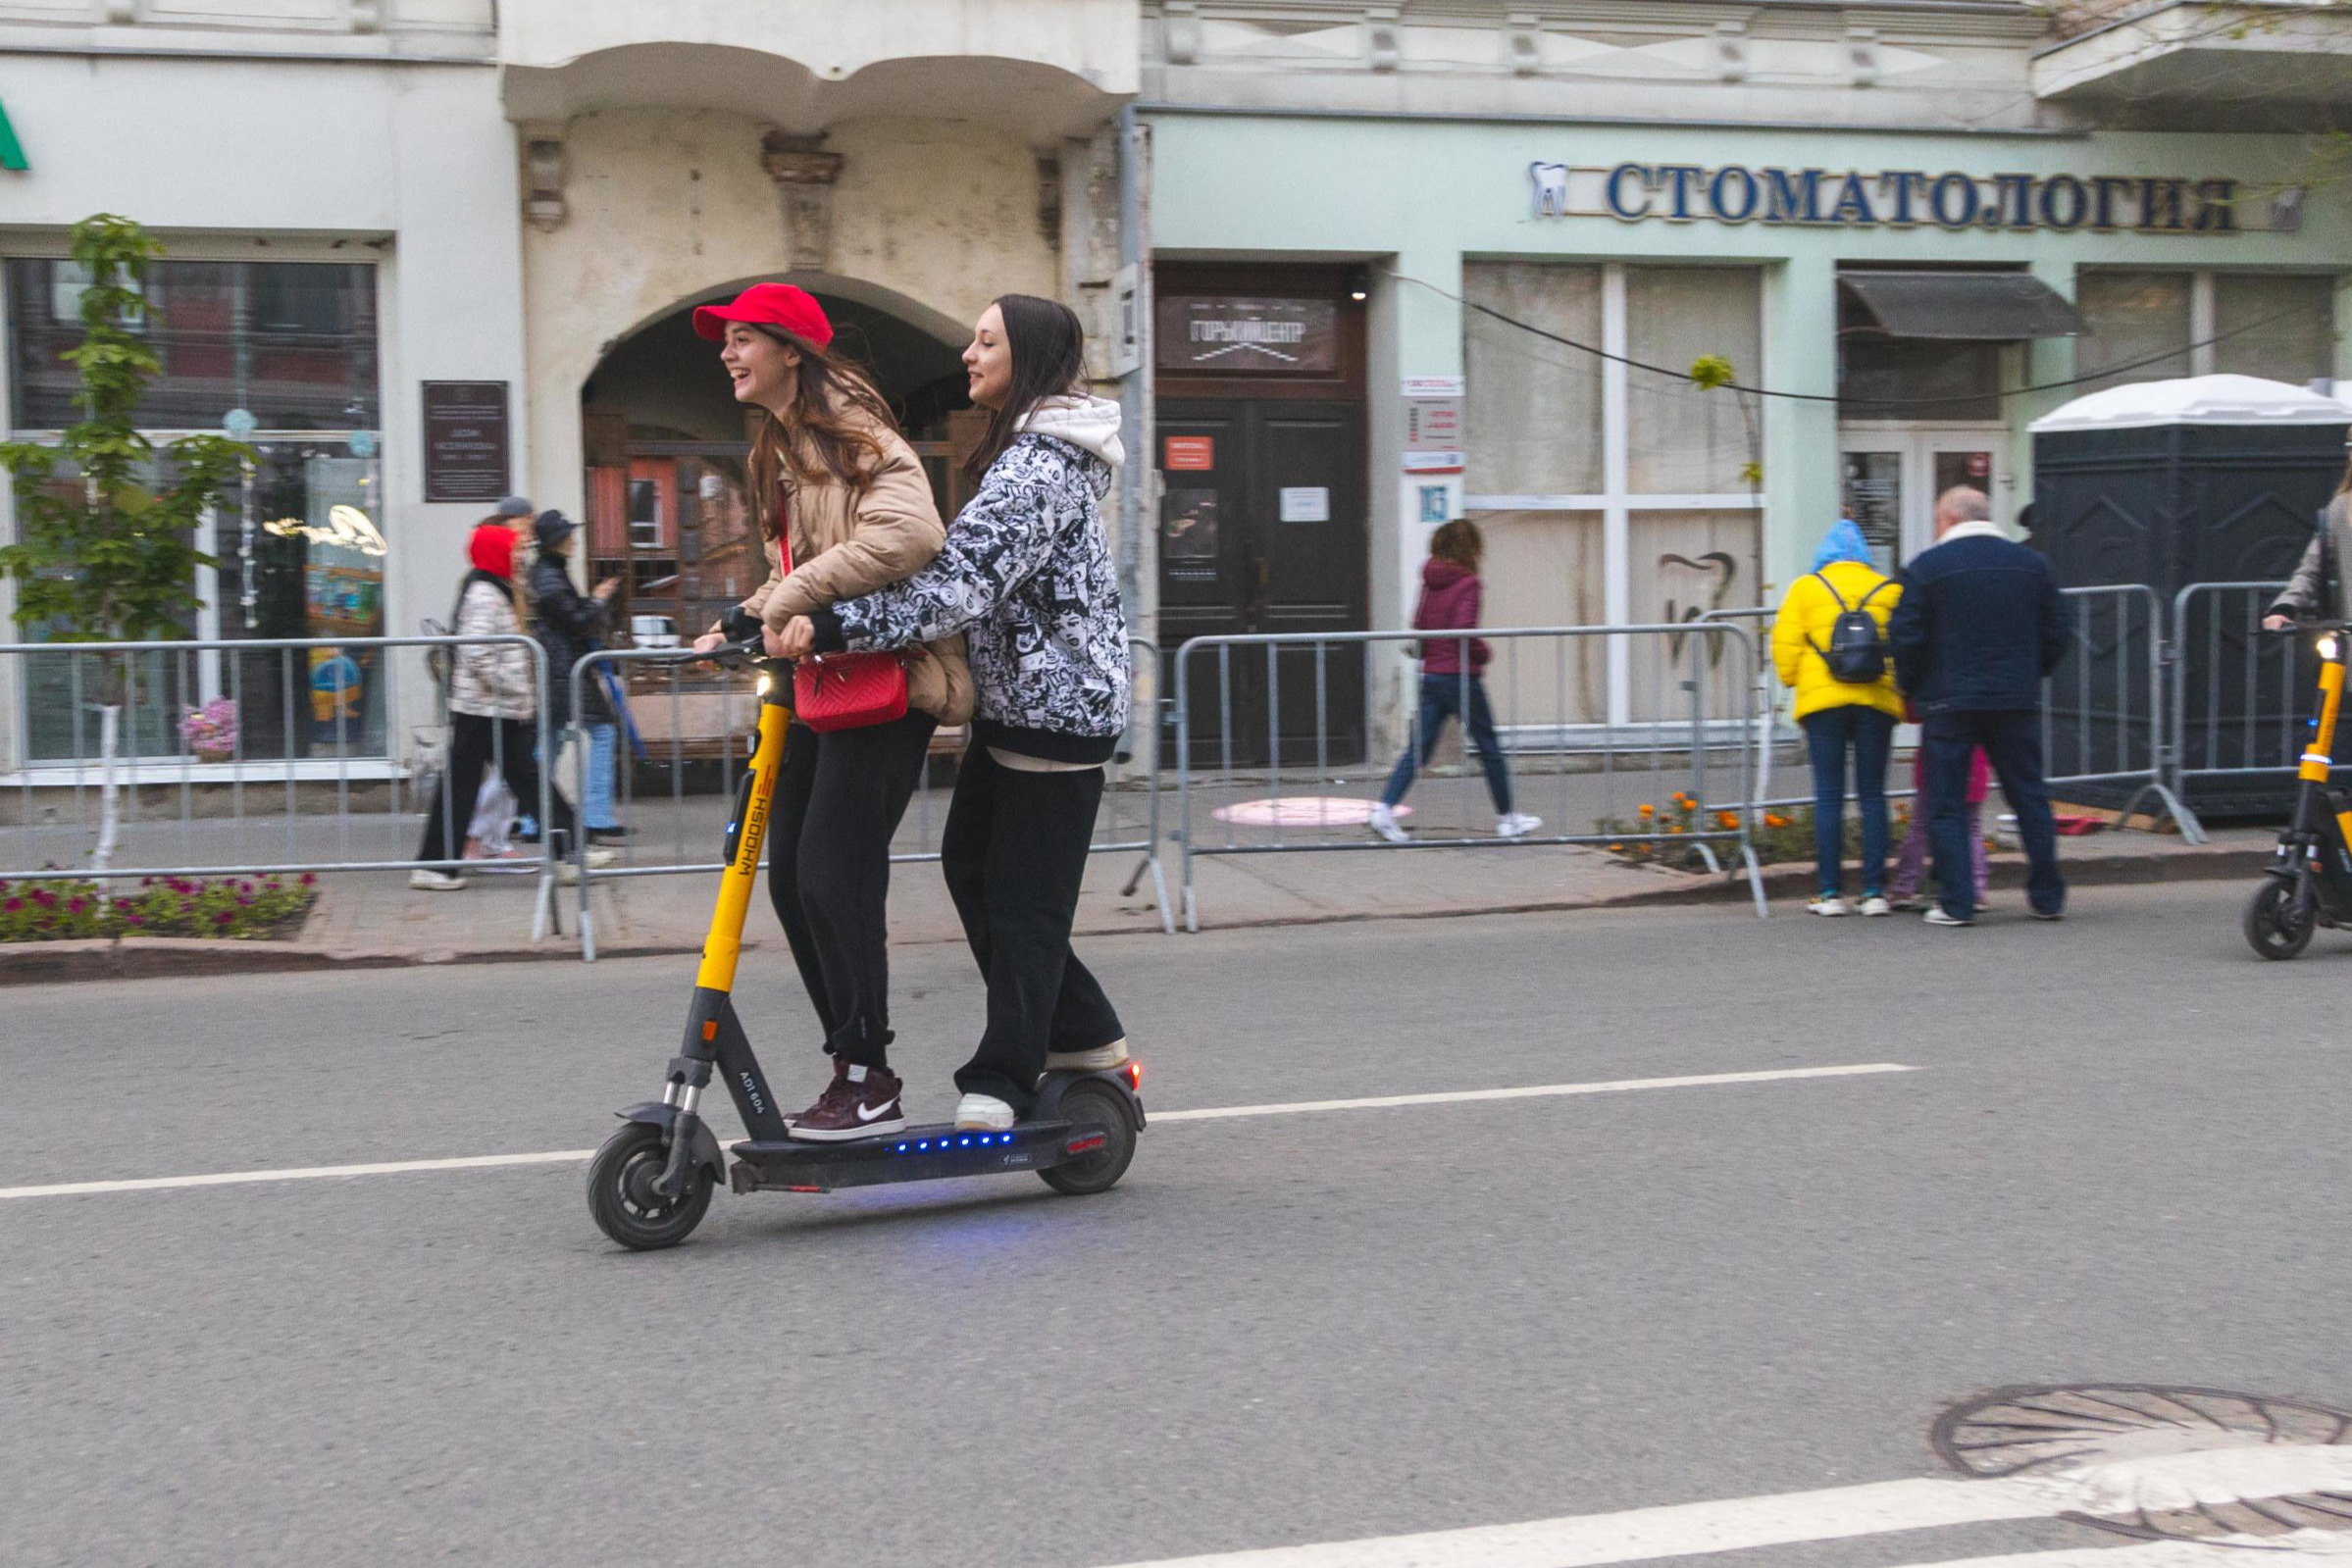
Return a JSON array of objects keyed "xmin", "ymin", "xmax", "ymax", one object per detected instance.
[{"xmin": 1771, "ymin": 519, "xmax": 1905, "ymax": 917}]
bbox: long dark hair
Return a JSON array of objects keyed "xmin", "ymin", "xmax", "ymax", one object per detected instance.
[
  {"xmin": 963, "ymin": 293, "xmax": 1086, "ymax": 484},
  {"xmin": 743, "ymin": 325, "xmax": 904, "ymax": 542}
]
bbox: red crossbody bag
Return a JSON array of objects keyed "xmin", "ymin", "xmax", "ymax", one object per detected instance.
[{"xmin": 777, "ymin": 501, "xmax": 910, "ymax": 733}]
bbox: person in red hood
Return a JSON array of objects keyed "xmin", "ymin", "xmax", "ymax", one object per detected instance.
[{"xmin": 1369, "ymin": 519, "xmax": 1542, "ymax": 843}]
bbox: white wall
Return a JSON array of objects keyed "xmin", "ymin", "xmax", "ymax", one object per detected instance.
[{"xmin": 0, "ymin": 53, "xmax": 525, "ymax": 767}]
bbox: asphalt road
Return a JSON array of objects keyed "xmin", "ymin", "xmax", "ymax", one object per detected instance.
[{"xmin": 5, "ymin": 881, "xmax": 2350, "ymax": 1568}]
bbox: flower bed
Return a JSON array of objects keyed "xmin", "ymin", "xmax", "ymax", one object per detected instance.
[
  {"xmin": 1596, "ymin": 795, "xmax": 1912, "ymax": 868},
  {"xmin": 0, "ymin": 873, "xmax": 317, "ymax": 942}
]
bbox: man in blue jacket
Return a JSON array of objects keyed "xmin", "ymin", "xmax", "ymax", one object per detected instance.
[{"xmin": 1888, "ymin": 487, "xmax": 2073, "ymax": 926}]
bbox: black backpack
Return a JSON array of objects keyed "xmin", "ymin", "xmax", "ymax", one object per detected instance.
[{"xmin": 1809, "ymin": 572, "xmax": 1893, "ymax": 683}]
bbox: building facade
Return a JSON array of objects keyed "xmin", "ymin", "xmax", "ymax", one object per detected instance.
[
  {"xmin": 0, "ymin": 0, "xmax": 1140, "ymax": 776},
  {"xmin": 4, "ymin": 0, "xmax": 2348, "ymax": 777},
  {"xmin": 1139, "ymin": 0, "xmax": 2352, "ymax": 749}
]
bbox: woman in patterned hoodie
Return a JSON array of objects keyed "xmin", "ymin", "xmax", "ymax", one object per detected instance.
[{"xmin": 779, "ymin": 295, "xmax": 1132, "ymax": 1133}]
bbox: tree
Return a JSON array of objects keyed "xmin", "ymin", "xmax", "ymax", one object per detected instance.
[{"xmin": 0, "ymin": 214, "xmax": 250, "ymax": 871}]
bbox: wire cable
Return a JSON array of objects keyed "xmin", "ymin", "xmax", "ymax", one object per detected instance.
[{"xmin": 1389, "ymin": 268, "xmax": 2309, "ymax": 411}]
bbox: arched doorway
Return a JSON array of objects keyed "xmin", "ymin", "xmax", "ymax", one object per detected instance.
[{"xmin": 577, "ymin": 287, "xmax": 979, "ymax": 645}]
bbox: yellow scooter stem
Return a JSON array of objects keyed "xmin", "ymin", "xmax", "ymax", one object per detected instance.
[{"xmin": 695, "ymin": 694, "xmax": 793, "ymax": 995}]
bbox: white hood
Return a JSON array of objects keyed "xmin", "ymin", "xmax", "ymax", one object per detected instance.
[{"xmin": 1017, "ymin": 394, "xmax": 1124, "ymax": 469}]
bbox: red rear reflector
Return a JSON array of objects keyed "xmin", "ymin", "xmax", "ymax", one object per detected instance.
[
  {"xmin": 701, "ymin": 1021, "xmax": 718, "ymax": 1041},
  {"xmin": 785, "ymin": 1184, "xmax": 824, "ymax": 1193},
  {"xmin": 1125, "ymin": 1061, "xmax": 1143, "ymax": 1088},
  {"xmin": 1066, "ymin": 1134, "xmax": 1107, "ymax": 1155}
]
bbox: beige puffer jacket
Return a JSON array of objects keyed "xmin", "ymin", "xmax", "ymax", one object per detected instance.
[{"xmin": 734, "ymin": 404, "xmax": 974, "ymax": 727}]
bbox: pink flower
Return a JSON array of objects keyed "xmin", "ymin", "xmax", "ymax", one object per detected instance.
[
  {"xmin": 66, "ymin": 896, "xmax": 86, "ymax": 914},
  {"xmin": 299, "ymin": 873, "xmax": 317, "ymax": 886},
  {"xmin": 213, "ymin": 910, "xmax": 234, "ymax": 926},
  {"xmin": 2, "ymin": 898, "xmax": 21, "ymax": 913},
  {"xmin": 124, "ymin": 913, "xmax": 145, "ymax": 926},
  {"xmin": 29, "ymin": 888, "xmax": 54, "ymax": 909}
]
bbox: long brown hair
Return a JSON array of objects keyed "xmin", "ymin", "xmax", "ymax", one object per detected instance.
[
  {"xmin": 1428, "ymin": 518, "xmax": 1485, "ymax": 572},
  {"xmin": 742, "ymin": 324, "xmax": 903, "ymax": 542},
  {"xmin": 963, "ymin": 294, "xmax": 1086, "ymax": 485}
]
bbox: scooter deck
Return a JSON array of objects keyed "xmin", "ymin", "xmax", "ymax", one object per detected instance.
[{"xmin": 729, "ymin": 1119, "xmax": 1096, "ymax": 1192}]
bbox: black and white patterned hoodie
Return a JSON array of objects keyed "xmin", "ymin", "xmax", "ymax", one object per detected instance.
[{"xmin": 813, "ymin": 395, "xmax": 1132, "ymax": 764}]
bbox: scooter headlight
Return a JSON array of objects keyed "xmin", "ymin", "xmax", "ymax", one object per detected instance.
[
  {"xmin": 2319, "ymin": 633, "xmax": 2341, "ymax": 663},
  {"xmin": 756, "ymin": 672, "xmax": 774, "ymax": 696}
]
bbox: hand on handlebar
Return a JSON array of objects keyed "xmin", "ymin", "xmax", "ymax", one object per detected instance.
[
  {"xmin": 691, "ymin": 631, "xmax": 729, "ymax": 657},
  {"xmin": 2265, "ymin": 614, "xmax": 2296, "ymax": 632},
  {"xmin": 767, "ymin": 617, "xmax": 818, "ymax": 661}
]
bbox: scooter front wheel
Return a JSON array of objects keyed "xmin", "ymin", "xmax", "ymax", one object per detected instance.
[
  {"xmin": 2244, "ymin": 876, "xmax": 2317, "ymax": 961},
  {"xmin": 588, "ymin": 1122, "xmax": 713, "ymax": 1249}
]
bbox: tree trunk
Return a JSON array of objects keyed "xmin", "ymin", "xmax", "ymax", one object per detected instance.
[{"xmin": 92, "ymin": 702, "xmax": 123, "ymax": 879}]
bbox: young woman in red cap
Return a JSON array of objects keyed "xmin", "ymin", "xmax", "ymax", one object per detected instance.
[
  {"xmin": 688, "ymin": 282, "xmax": 973, "ymax": 1142},
  {"xmin": 413, "ymin": 522, "xmax": 603, "ymax": 889}
]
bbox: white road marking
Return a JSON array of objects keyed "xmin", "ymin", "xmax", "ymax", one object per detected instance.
[
  {"xmin": 0, "ymin": 1062, "xmax": 1916, "ymax": 1202},
  {"xmin": 1898, "ymin": 1537, "xmax": 2352, "ymax": 1567},
  {"xmin": 1150, "ymin": 1063, "xmax": 1918, "ymax": 1123},
  {"xmin": 1084, "ymin": 1446, "xmax": 2352, "ymax": 1568}
]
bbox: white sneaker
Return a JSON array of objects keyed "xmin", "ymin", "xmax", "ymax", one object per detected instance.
[
  {"xmin": 1924, "ymin": 907, "xmax": 1974, "ymax": 928},
  {"xmin": 1496, "ymin": 812, "xmax": 1543, "ymax": 839},
  {"xmin": 1366, "ymin": 803, "xmax": 1409, "ymax": 844},
  {"xmin": 552, "ymin": 847, "xmax": 618, "ymax": 885},
  {"xmin": 1807, "ymin": 895, "xmax": 1849, "ymax": 917},
  {"xmin": 409, "ymin": 868, "xmax": 468, "ymax": 891},
  {"xmin": 1858, "ymin": 895, "xmax": 1892, "ymax": 917},
  {"xmin": 1045, "ymin": 1037, "xmax": 1130, "ymax": 1072},
  {"xmin": 954, "ymin": 1092, "xmax": 1017, "ymax": 1132}
]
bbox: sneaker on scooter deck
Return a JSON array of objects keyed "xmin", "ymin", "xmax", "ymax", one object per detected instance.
[{"xmin": 786, "ymin": 1061, "xmax": 906, "ymax": 1142}]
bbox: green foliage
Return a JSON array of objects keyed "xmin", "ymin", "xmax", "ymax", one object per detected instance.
[
  {"xmin": 1687, "ymin": 354, "xmax": 1739, "ymax": 391},
  {"xmin": 0, "ymin": 214, "xmax": 249, "ymax": 646},
  {"xmin": 0, "ymin": 872, "xmax": 317, "ymax": 941}
]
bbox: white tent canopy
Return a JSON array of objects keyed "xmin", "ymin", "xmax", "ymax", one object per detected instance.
[{"xmin": 2029, "ymin": 374, "xmax": 2352, "ymax": 434}]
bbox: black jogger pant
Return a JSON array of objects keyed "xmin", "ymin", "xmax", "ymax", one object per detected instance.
[
  {"xmin": 766, "ymin": 710, "xmax": 938, "ymax": 1069},
  {"xmin": 417, "ymin": 711, "xmax": 576, "ymax": 865},
  {"xmin": 942, "ymin": 744, "xmax": 1126, "ymax": 1112}
]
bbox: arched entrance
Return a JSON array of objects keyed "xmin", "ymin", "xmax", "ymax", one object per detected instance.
[{"xmin": 577, "ymin": 286, "xmax": 980, "ymax": 647}]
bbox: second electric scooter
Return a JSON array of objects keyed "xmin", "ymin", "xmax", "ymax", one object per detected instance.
[
  {"xmin": 586, "ymin": 631, "xmax": 1145, "ymax": 1249},
  {"xmin": 2244, "ymin": 619, "xmax": 2352, "ymax": 959}
]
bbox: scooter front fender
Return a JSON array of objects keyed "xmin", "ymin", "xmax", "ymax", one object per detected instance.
[{"xmin": 616, "ymin": 1101, "xmax": 725, "ymax": 1185}]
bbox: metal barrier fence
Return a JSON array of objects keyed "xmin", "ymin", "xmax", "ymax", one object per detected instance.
[
  {"xmin": 0, "ymin": 633, "xmax": 568, "ymax": 936},
  {"xmin": 1170, "ymin": 623, "xmax": 1768, "ymax": 933},
  {"xmin": 2042, "ymin": 583, "xmax": 2195, "ymax": 838},
  {"xmin": 2168, "ymin": 581, "xmax": 2301, "ymax": 842},
  {"xmin": 565, "ymin": 636, "xmax": 1169, "ymax": 960}
]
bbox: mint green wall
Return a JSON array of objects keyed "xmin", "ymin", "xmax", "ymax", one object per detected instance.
[{"xmin": 1149, "ymin": 113, "xmax": 2346, "ymax": 604}]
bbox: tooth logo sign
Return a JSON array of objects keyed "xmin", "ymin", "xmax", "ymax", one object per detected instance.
[{"xmin": 1530, "ymin": 162, "xmax": 1571, "ymax": 218}]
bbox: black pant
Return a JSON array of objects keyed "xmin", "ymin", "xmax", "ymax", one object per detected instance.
[
  {"xmin": 417, "ymin": 711, "xmax": 575, "ymax": 865},
  {"xmin": 767, "ymin": 712, "xmax": 937, "ymax": 1069},
  {"xmin": 1924, "ymin": 707, "xmax": 2066, "ymax": 920},
  {"xmin": 942, "ymin": 745, "xmax": 1126, "ymax": 1112}
]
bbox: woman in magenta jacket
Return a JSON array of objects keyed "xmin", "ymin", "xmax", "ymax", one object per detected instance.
[{"xmin": 1368, "ymin": 520, "xmax": 1543, "ymax": 843}]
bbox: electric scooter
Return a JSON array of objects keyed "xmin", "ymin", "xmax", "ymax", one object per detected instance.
[
  {"xmin": 2243, "ymin": 619, "xmax": 2352, "ymax": 959},
  {"xmin": 586, "ymin": 631, "xmax": 1145, "ymax": 1250}
]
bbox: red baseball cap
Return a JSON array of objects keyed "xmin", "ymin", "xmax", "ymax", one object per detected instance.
[{"xmin": 692, "ymin": 283, "xmax": 834, "ymax": 349}]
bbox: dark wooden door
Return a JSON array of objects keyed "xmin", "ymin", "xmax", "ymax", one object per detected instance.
[{"xmin": 1157, "ymin": 400, "xmax": 1365, "ymax": 767}]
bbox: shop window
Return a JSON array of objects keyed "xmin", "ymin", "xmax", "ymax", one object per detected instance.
[
  {"xmin": 1463, "ymin": 262, "xmax": 1603, "ymax": 497},
  {"xmin": 2074, "ymin": 271, "xmax": 2194, "ymax": 391},
  {"xmin": 2215, "ymin": 274, "xmax": 2335, "ymax": 384},
  {"xmin": 1625, "ymin": 509, "xmax": 1762, "ymax": 724},
  {"xmin": 1836, "ymin": 279, "xmax": 2005, "ymax": 422},
  {"xmin": 1475, "ymin": 509, "xmax": 1605, "ymax": 728},
  {"xmin": 8, "ymin": 258, "xmax": 379, "ymax": 430},
  {"xmin": 1627, "ymin": 267, "xmax": 1763, "ymax": 492},
  {"xmin": 2075, "ymin": 269, "xmax": 2335, "ymax": 391}
]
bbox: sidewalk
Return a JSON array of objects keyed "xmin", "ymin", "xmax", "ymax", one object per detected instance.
[{"xmin": 0, "ymin": 817, "xmax": 2280, "ymax": 983}]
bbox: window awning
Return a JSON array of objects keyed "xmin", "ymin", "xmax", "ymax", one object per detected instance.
[{"xmin": 1839, "ymin": 272, "xmax": 2086, "ymax": 341}]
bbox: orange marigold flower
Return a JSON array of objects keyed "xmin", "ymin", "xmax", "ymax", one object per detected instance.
[
  {"xmin": 1637, "ymin": 803, "xmax": 1655, "ymax": 817},
  {"xmin": 1608, "ymin": 843, "xmax": 1624, "ymax": 852},
  {"xmin": 1666, "ymin": 823, "xmax": 1682, "ymax": 834},
  {"xmin": 1717, "ymin": 812, "xmax": 1739, "ymax": 830}
]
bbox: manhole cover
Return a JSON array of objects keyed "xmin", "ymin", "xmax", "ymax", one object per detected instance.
[
  {"xmin": 1209, "ymin": 797, "xmax": 1407, "ymax": 829},
  {"xmin": 1935, "ymin": 1384, "xmax": 2352, "ymax": 1542}
]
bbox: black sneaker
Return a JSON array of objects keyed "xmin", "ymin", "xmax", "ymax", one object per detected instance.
[
  {"xmin": 781, "ymin": 1056, "xmax": 847, "ymax": 1127},
  {"xmin": 787, "ymin": 1062, "xmax": 906, "ymax": 1142}
]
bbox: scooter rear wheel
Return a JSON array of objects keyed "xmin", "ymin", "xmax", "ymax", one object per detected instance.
[
  {"xmin": 588, "ymin": 1122, "xmax": 713, "ymax": 1249},
  {"xmin": 1039, "ymin": 1081, "xmax": 1138, "ymax": 1196},
  {"xmin": 2244, "ymin": 877, "xmax": 2317, "ymax": 961}
]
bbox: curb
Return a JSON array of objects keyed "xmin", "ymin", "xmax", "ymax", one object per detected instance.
[{"xmin": 0, "ymin": 842, "xmax": 2276, "ymax": 983}]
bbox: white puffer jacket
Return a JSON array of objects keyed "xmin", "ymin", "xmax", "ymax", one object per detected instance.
[{"xmin": 449, "ymin": 574, "xmax": 536, "ymax": 722}]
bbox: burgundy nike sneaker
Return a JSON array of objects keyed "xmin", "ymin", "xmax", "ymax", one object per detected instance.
[{"xmin": 786, "ymin": 1061, "xmax": 907, "ymax": 1142}]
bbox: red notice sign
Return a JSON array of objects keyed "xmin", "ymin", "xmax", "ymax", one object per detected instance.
[{"xmin": 1163, "ymin": 436, "xmax": 1215, "ymax": 472}]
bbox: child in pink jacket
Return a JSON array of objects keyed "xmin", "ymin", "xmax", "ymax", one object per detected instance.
[{"xmin": 1889, "ymin": 727, "xmax": 1990, "ymax": 910}]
